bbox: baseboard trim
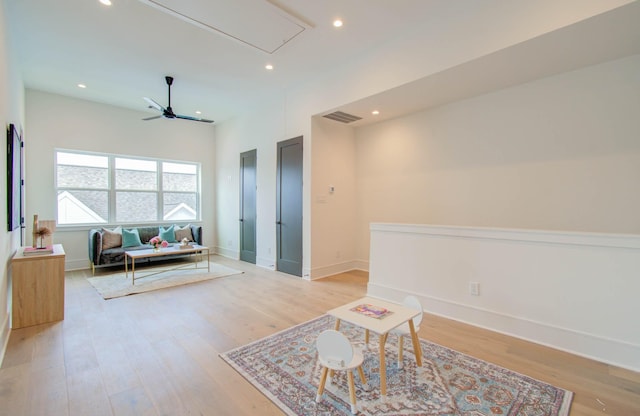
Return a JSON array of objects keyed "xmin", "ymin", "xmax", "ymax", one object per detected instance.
[
  {"xmin": 0, "ymin": 312, "xmax": 10, "ymax": 367},
  {"xmin": 214, "ymin": 246, "xmax": 239, "ymax": 259},
  {"xmin": 256, "ymin": 256, "xmax": 275, "ymax": 271},
  {"xmin": 310, "ymin": 260, "xmax": 369, "ymax": 280},
  {"xmin": 368, "ymin": 282, "xmax": 640, "ymax": 372},
  {"xmin": 65, "ymin": 258, "xmax": 90, "ymax": 271},
  {"xmin": 352, "ymin": 259, "xmax": 369, "ymax": 272}
]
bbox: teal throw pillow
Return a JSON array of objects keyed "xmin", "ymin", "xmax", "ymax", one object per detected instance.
[
  {"xmin": 159, "ymin": 225, "xmax": 177, "ymax": 243},
  {"xmin": 122, "ymin": 228, "xmax": 143, "ymax": 248}
]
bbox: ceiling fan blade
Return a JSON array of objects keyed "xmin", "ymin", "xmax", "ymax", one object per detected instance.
[
  {"xmin": 176, "ymin": 114, "xmax": 214, "ymax": 123},
  {"xmin": 143, "ymin": 97, "xmax": 164, "ymax": 112},
  {"xmin": 142, "ymin": 115, "xmax": 163, "ymax": 121}
]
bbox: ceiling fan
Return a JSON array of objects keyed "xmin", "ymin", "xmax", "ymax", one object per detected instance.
[{"xmin": 143, "ymin": 76, "xmax": 214, "ymax": 123}]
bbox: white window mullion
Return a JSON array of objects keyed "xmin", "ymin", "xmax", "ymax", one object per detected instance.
[
  {"xmin": 157, "ymin": 161, "xmax": 163, "ymax": 222},
  {"xmin": 109, "ymin": 155, "xmax": 116, "ymax": 224}
]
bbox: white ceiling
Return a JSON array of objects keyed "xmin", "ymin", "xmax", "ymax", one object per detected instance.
[
  {"xmin": 4, "ymin": 0, "xmax": 640, "ymax": 126},
  {"xmin": 5, "ymin": 0, "xmax": 454, "ymax": 123},
  {"xmin": 337, "ymin": 1, "xmax": 640, "ymax": 127}
]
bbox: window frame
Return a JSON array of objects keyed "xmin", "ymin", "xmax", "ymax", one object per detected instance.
[{"xmin": 55, "ymin": 149, "xmax": 201, "ymax": 227}]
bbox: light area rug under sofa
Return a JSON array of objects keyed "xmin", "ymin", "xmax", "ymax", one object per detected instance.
[{"xmin": 87, "ymin": 260, "xmax": 243, "ymax": 299}]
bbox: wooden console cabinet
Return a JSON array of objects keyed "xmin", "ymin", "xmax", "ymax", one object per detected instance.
[{"xmin": 11, "ymin": 244, "xmax": 65, "ymax": 329}]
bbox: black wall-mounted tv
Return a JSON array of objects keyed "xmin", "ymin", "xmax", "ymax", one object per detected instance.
[{"xmin": 7, "ymin": 123, "xmax": 23, "ymax": 233}]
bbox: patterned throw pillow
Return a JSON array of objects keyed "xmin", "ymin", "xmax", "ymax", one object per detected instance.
[
  {"xmin": 101, "ymin": 226, "xmax": 122, "ymax": 250},
  {"xmin": 175, "ymin": 224, "xmax": 194, "ymax": 242},
  {"xmin": 122, "ymin": 228, "xmax": 143, "ymax": 248},
  {"xmin": 159, "ymin": 225, "xmax": 177, "ymax": 243}
]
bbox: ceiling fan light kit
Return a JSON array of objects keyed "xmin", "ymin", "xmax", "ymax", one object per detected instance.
[{"xmin": 143, "ymin": 76, "xmax": 214, "ymax": 124}]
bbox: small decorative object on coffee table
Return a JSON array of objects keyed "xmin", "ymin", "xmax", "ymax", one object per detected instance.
[
  {"xmin": 179, "ymin": 237, "xmax": 192, "ymax": 249},
  {"xmin": 149, "ymin": 236, "xmax": 169, "ymax": 251}
]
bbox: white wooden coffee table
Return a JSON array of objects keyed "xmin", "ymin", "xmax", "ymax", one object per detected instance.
[
  {"xmin": 124, "ymin": 244, "xmax": 209, "ymax": 285},
  {"xmin": 327, "ymin": 296, "xmax": 423, "ymax": 396}
]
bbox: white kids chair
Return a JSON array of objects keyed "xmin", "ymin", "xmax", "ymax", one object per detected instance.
[
  {"xmin": 315, "ymin": 329, "xmax": 368, "ymax": 414},
  {"xmin": 389, "ymin": 295, "xmax": 423, "ymax": 369}
]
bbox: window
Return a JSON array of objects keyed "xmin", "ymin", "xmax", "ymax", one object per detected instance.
[{"xmin": 55, "ymin": 150, "xmax": 200, "ymax": 225}]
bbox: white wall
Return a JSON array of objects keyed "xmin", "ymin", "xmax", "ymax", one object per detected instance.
[
  {"xmin": 368, "ymin": 223, "xmax": 640, "ymax": 371},
  {"xmin": 25, "ymin": 90, "xmax": 216, "ymax": 270},
  {"xmin": 355, "ymin": 55, "xmax": 640, "ymax": 260},
  {"xmin": 214, "ymin": 96, "xmax": 285, "ymax": 269},
  {"xmin": 310, "ymin": 117, "xmax": 359, "ymax": 277},
  {"xmin": 0, "ymin": 0, "xmax": 25, "ymax": 363}
]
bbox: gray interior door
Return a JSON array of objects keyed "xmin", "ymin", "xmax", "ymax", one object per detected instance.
[
  {"xmin": 276, "ymin": 136, "xmax": 303, "ymax": 276},
  {"xmin": 240, "ymin": 149, "xmax": 257, "ymax": 264}
]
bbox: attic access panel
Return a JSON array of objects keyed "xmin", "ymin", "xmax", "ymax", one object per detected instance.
[{"xmin": 138, "ymin": 0, "xmax": 309, "ymax": 54}]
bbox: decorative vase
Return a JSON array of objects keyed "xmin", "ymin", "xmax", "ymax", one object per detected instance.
[{"xmin": 153, "ymin": 247, "xmax": 160, "ymax": 252}]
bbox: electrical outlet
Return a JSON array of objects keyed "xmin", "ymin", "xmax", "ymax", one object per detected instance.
[{"xmin": 469, "ymin": 282, "xmax": 480, "ymax": 296}]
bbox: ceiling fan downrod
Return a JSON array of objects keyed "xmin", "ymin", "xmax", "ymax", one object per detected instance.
[{"xmin": 166, "ymin": 76, "xmax": 174, "ymax": 115}]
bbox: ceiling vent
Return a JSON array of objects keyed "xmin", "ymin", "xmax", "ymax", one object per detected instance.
[{"xmin": 323, "ymin": 111, "xmax": 362, "ymax": 124}]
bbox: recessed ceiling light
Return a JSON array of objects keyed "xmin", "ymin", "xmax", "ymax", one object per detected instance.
[
  {"xmin": 195, "ymin": 111, "xmax": 202, "ymax": 115},
  {"xmin": 265, "ymin": 64, "xmax": 274, "ymax": 70},
  {"xmin": 372, "ymin": 110, "xmax": 380, "ymax": 115},
  {"xmin": 99, "ymin": 0, "xmax": 112, "ymax": 6},
  {"xmin": 333, "ymin": 19, "xmax": 343, "ymax": 28},
  {"xmin": 77, "ymin": 84, "xmax": 87, "ymax": 89}
]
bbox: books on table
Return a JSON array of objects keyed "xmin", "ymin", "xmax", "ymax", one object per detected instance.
[
  {"xmin": 22, "ymin": 246, "xmax": 54, "ymax": 256},
  {"xmin": 350, "ymin": 303, "xmax": 393, "ymax": 319}
]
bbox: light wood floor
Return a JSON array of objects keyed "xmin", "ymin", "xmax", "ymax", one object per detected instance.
[{"xmin": 1, "ymin": 255, "xmax": 638, "ymax": 415}]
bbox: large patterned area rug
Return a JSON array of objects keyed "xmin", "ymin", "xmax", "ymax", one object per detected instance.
[
  {"xmin": 221, "ymin": 315, "xmax": 572, "ymax": 416},
  {"xmin": 87, "ymin": 260, "xmax": 243, "ymax": 299}
]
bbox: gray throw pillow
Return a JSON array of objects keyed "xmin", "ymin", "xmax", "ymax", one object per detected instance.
[
  {"xmin": 101, "ymin": 226, "xmax": 122, "ymax": 250},
  {"xmin": 175, "ymin": 225, "xmax": 194, "ymax": 242}
]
